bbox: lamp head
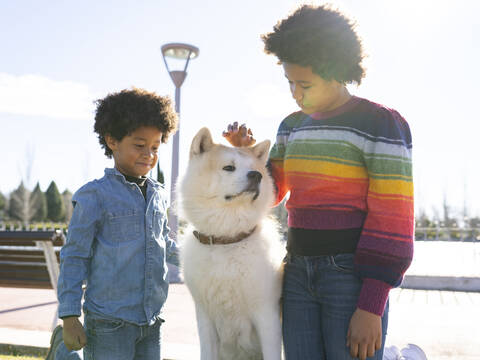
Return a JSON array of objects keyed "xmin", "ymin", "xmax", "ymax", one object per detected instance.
[
  {"xmin": 161, "ymin": 43, "xmax": 199, "ymax": 88},
  {"xmin": 161, "ymin": 43, "xmax": 199, "ymax": 60}
]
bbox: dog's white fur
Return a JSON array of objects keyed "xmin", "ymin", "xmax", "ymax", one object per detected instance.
[{"xmin": 178, "ymin": 127, "xmax": 284, "ymax": 360}]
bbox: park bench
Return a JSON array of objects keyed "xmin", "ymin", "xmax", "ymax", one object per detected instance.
[
  {"xmin": 0, "ymin": 230, "xmax": 65, "ymax": 330},
  {"xmin": 0, "ymin": 230, "xmax": 64, "ymax": 290}
]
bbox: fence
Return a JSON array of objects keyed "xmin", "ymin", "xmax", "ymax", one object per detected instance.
[
  {"xmin": 415, "ymin": 227, "xmax": 480, "ymax": 242},
  {"xmin": 1, "ymin": 222, "xmax": 479, "ymax": 242},
  {"xmin": 0, "ymin": 221, "xmax": 67, "ymax": 232}
]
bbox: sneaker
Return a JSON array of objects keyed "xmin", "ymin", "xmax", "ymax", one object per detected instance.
[
  {"xmin": 400, "ymin": 343, "xmax": 428, "ymax": 360},
  {"xmin": 383, "ymin": 345, "xmax": 402, "ymax": 359},
  {"xmin": 45, "ymin": 325, "xmax": 63, "ymax": 360}
]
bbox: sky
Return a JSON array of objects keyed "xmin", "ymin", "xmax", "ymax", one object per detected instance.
[{"xmin": 1, "ymin": 0, "xmax": 479, "ymax": 219}]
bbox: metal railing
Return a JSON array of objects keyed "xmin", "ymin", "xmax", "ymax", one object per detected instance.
[
  {"xmin": 0, "ymin": 221, "xmax": 67, "ymax": 232},
  {"xmin": 415, "ymin": 227, "xmax": 480, "ymax": 242}
]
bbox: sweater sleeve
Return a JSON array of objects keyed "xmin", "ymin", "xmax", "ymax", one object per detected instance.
[
  {"xmin": 355, "ymin": 110, "xmax": 414, "ymax": 316},
  {"xmin": 268, "ymin": 116, "xmax": 296, "ymax": 205}
]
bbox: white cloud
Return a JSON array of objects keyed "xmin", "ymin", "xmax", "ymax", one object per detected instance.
[{"xmin": 0, "ymin": 73, "xmax": 96, "ymax": 120}]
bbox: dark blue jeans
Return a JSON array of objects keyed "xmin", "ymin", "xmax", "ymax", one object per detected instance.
[
  {"xmin": 55, "ymin": 314, "xmax": 163, "ymax": 360},
  {"xmin": 282, "ymin": 253, "xmax": 389, "ymax": 360}
]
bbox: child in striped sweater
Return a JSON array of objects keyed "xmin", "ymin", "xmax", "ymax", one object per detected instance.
[{"xmin": 224, "ymin": 4, "xmax": 413, "ymax": 360}]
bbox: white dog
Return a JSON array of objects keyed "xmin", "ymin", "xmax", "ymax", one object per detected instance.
[{"xmin": 178, "ymin": 127, "xmax": 285, "ymax": 360}]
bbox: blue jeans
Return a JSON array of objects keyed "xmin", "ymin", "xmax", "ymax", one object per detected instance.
[
  {"xmin": 282, "ymin": 253, "xmax": 389, "ymax": 360},
  {"xmin": 55, "ymin": 314, "xmax": 163, "ymax": 360}
]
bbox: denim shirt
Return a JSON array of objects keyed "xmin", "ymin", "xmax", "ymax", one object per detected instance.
[{"xmin": 57, "ymin": 168, "xmax": 180, "ymax": 325}]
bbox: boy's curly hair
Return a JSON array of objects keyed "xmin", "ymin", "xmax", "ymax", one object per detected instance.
[
  {"xmin": 94, "ymin": 88, "xmax": 178, "ymax": 158},
  {"xmin": 262, "ymin": 4, "xmax": 365, "ymax": 85}
]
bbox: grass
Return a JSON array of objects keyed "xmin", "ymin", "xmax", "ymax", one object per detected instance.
[{"xmin": 0, "ymin": 344, "xmax": 46, "ymax": 360}]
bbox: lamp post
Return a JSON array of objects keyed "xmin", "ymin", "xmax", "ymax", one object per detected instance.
[{"xmin": 161, "ymin": 43, "xmax": 199, "ymax": 241}]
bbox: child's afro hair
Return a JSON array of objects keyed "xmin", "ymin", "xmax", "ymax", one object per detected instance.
[
  {"xmin": 262, "ymin": 4, "xmax": 365, "ymax": 85},
  {"xmin": 94, "ymin": 88, "xmax": 178, "ymax": 158}
]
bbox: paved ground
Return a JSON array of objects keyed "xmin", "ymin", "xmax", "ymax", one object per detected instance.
[
  {"xmin": 0, "ymin": 284, "xmax": 479, "ymax": 360},
  {"xmin": 0, "ymin": 285, "xmax": 199, "ymax": 359},
  {"xmin": 1, "ymin": 241, "xmax": 479, "ymax": 359},
  {"xmin": 386, "ymin": 288, "xmax": 480, "ymax": 360}
]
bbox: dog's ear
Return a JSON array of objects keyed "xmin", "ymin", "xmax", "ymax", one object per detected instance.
[
  {"xmin": 190, "ymin": 127, "xmax": 215, "ymax": 158},
  {"xmin": 251, "ymin": 140, "xmax": 271, "ymax": 163}
]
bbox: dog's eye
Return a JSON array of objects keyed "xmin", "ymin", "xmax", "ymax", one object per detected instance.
[{"xmin": 222, "ymin": 165, "xmax": 236, "ymax": 172}]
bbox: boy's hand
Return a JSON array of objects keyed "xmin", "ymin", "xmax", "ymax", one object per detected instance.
[
  {"xmin": 346, "ymin": 308, "xmax": 382, "ymax": 360},
  {"xmin": 62, "ymin": 317, "xmax": 87, "ymax": 351},
  {"xmin": 222, "ymin": 122, "xmax": 256, "ymax": 147}
]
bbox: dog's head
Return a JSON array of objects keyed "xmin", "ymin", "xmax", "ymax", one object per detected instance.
[{"xmin": 178, "ymin": 127, "xmax": 274, "ymax": 235}]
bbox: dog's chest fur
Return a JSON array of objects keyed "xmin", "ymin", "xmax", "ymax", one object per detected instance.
[{"xmin": 181, "ymin": 219, "xmax": 283, "ymax": 357}]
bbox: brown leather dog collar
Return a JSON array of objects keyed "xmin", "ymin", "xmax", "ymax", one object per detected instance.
[{"xmin": 193, "ymin": 226, "xmax": 257, "ymax": 245}]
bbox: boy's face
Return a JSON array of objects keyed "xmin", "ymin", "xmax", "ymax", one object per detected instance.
[
  {"xmin": 283, "ymin": 62, "xmax": 347, "ymax": 115},
  {"xmin": 106, "ymin": 126, "xmax": 162, "ymax": 178}
]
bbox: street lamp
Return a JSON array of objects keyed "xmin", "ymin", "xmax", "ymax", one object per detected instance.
[{"xmin": 161, "ymin": 43, "xmax": 199, "ymax": 241}]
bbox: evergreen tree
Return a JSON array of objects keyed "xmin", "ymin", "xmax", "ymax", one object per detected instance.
[
  {"xmin": 469, "ymin": 217, "xmax": 480, "ymax": 228},
  {"xmin": 157, "ymin": 164, "xmax": 165, "ymax": 185},
  {"xmin": 0, "ymin": 191, "xmax": 6, "ymax": 220},
  {"xmin": 62, "ymin": 189, "xmax": 73, "ymax": 223},
  {"xmin": 442, "ymin": 195, "xmax": 457, "ymax": 227},
  {"xmin": 0, "ymin": 191, "xmax": 6, "ymax": 211},
  {"xmin": 30, "ymin": 182, "xmax": 47, "ymax": 222},
  {"xmin": 9, "ymin": 181, "xmax": 32, "ymax": 222},
  {"xmin": 416, "ymin": 208, "xmax": 434, "ymax": 228},
  {"xmin": 46, "ymin": 181, "xmax": 64, "ymax": 222}
]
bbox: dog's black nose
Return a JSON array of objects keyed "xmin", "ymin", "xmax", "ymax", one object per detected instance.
[{"xmin": 247, "ymin": 171, "xmax": 262, "ymax": 183}]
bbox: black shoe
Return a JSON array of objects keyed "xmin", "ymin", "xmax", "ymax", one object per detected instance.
[{"xmin": 45, "ymin": 325, "xmax": 63, "ymax": 360}]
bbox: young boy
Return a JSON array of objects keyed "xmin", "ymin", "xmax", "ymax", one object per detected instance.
[{"xmin": 48, "ymin": 88, "xmax": 179, "ymax": 360}]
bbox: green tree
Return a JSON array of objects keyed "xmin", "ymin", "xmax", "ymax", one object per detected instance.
[
  {"xmin": 8, "ymin": 181, "xmax": 31, "ymax": 222},
  {"xmin": 62, "ymin": 189, "xmax": 73, "ymax": 223},
  {"xmin": 0, "ymin": 191, "xmax": 6, "ymax": 210},
  {"xmin": 46, "ymin": 181, "xmax": 64, "ymax": 222},
  {"xmin": 469, "ymin": 217, "xmax": 480, "ymax": 228},
  {"xmin": 416, "ymin": 208, "xmax": 434, "ymax": 228},
  {"xmin": 442, "ymin": 195, "xmax": 457, "ymax": 227},
  {"xmin": 157, "ymin": 164, "xmax": 164, "ymax": 185},
  {"xmin": 0, "ymin": 191, "xmax": 7, "ymax": 220},
  {"xmin": 30, "ymin": 182, "xmax": 47, "ymax": 222}
]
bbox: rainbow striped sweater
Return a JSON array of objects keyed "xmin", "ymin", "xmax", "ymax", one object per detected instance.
[{"xmin": 269, "ymin": 96, "xmax": 414, "ymax": 316}]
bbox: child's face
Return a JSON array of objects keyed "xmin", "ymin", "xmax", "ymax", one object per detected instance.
[
  {"xmin": 106, "ymin": 126, "xmax": 162, "ymax": 178},
  {"xmin": 283, "ymin": 62, "xmax": 346, "ymax": 115}
]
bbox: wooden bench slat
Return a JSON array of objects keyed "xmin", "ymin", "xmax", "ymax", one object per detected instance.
[
  {"xmin": 0, "ymin": 230, "xmax": 62, "ymax": 239},
  {"xmin": 0, "ymin": 240, "xmax": 49, "ymax": 246},
  {"xmin": 0, "ymin": 239, "xmax": 64, "ymax": 246},
  {"xmin": 0, "ymin": 231, "xmax": 62, "ymax": 291},
  {"xmin": 0, "ymin": 249, "xmax": 60, "ymax": 263},
  {"xmin": 0, "ymin": 261, "xmax": 47, "ymax": 271},
  {"xmin": 0, "ymin": 279, "xmax": 53, "ymax": 289},
  {"xmin": 0, "ymin": 231, "xmax": 65, "ymax": 246},
  {"xmin": 0, "ymin": 274, "xmax": 50, "ymax": 282},
  {"xmin": 0, "ymin": 255, "xmax": 47, "ymax": 262}
]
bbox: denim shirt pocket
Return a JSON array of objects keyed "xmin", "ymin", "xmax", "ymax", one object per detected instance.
[
  {"xmin": 106, "ymin": 209, "xmax": 140, "ymax": 243},
  {"xmin": 330, "ymin": 253, "xmax": 355, "ymax": 273}
]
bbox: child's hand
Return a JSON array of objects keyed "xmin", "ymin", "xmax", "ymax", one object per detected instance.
[
  {"xmin": 346, "ymin": 308, "xmax": 382, "ymax": 360},
  {"xmin": 222, "ymin": 122, "xmax": 256, "ymax": 147},
  {"xmin": 62, "ymin": 317, "xmax": 87, "ymax": 351}
]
